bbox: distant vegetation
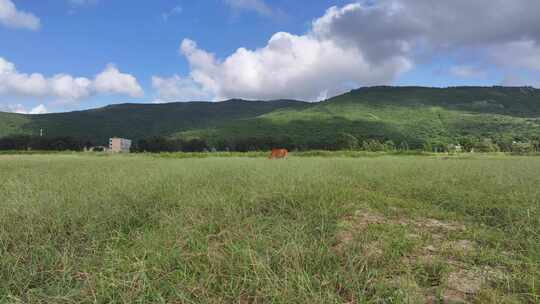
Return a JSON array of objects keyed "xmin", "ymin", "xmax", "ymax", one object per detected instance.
[
  {"xmin": 2, "ymin": 134, "xmax": 538, "ymax": 154},
  {"xmin": 1, "ymin": 86, "xmax": 540, "ymax": 152},
  {"xmin": 0, "ymin": 99, "xmax": 308, "ymax": 143},
  {"xmin": 0, "ymin": 135, "xmax": 91, "ymax": 151}
]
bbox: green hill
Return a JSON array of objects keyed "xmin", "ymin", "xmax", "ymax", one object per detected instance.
[
  {"xmin": 0, "ymin": 99, "xmax": 309, "ymax": 143},
  {"xmin": 1, "ymin": 86, "xmax": 540, "ymax": 147}
]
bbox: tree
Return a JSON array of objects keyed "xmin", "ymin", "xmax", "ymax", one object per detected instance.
[
  {"xmin": 335, "ymin": 133, "xmax": 359, "ymax": 150},
  {"xmin": 398, "ymin": 141, "xmax": 409, "ymax": 151},
  {"xmin": 423, "ymin": 140, "xmax": 449, "ymax": 152},
  {"xmin": 182, "ymin": 138, "xmax": 208, "ymax": 152},
  {"xmin": 473, "ymin": 138, "xmax": 500, "ymax": 152},
  {"xmin": 458, "ymin": 136, "xmax": 479, "ymax": 152},
  {"xmin": 511, "ymin": 142, "xmax": 535, "ymax": 154},
  {"xmin": 532, "ymin": 140, "xmax": 540, "ymax": 152},
  {"xmin": 0, "ymin": 135, "xmax": 88, "ymax": 151},
  {"xmin": 362, "ymin": 139, "xmax": 386, "ymax": 152},
  {"xmin": 384, "ymin": 140, "xmax": 396, "ymax": 151},
  {"xmin": 493, "ymin": 135, "xmax": 514, "ymax": 152},
  {"xmin": 136, "ymin": 137, "xmax": 179, "ymax": 152}
]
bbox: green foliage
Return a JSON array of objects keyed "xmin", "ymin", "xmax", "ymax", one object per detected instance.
[
  {"xmin": 511, "ymin": 142, "xmax": 535, "ymax": 154},
  {"xmin": 362, "ymin": 139, "xmax": 394, "ymax": 152},
  {"xmin": 0, "ymin": 100, "xmax": 308, "ymax": 144},
  {"xmin": 335, "ymin": 132, "xmax": 359, "ymax": 150},
  {"xmin": 0, "ymin": 135, "xmax": 91, "ymax": 151},
  {"xmin": 134, "ymin": 136, "xmax": 209, "ymax": 152},
  {"xmin": 473, "ymin": 138, "xmax": 500, "ymax": 153}
]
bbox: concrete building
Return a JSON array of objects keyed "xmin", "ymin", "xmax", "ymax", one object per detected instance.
[{"xmin": 109, "ymin": 137, "xmax": 132, "ymax": 153}]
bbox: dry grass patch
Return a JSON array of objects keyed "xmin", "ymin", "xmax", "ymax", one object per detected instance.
[{"xmin": 335, "ymin": 209, "xmax": 509, "ymax": 303}]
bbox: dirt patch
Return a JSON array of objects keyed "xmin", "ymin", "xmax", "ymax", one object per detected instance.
[
  {"xmin": 425, "ymin": 289, "xmax": 469, "ymax": 304},
  {"xmin": 334, "ymin": 211, "xmax": 388, "ymax": 254},
  {"xmin": 335, "ymin": 209, "xmax": 506, "ymax": 303},
  {"xmin": 352, "ymin": 210, "xmax": 388, "ymax": 227},
  {"xmin": 445, "ymin": 266, "xmax": 506, "ymax": 297},
  {"xmin": 452, "ymin": 240, "xmax": 475, "ymax": 253},
  {"xmin": 387, "ymin": 275, "xmax": 426, "ymax": 302},
  {"xmin": 447, "ymin": 268, "xmax": 484, "ymax": 295},
  {"xmin": 334, "ymin": 210, "xmax": 466, "ymax": 251},
  {"xmin": 414, "ymin": 218, "xmax": 466, "ymax": 232},
  {"xmin": 348, "ymin": 210, "xmax": 466, "ymax": 233}
]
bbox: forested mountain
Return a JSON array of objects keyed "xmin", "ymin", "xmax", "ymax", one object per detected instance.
[{"xmin": 1, "ymin": 86, "xmax": 539, "ymax": 149}]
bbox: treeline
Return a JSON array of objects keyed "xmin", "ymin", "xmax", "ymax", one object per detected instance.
[
  {"xmin": 133, "ymin": 136, "xmax": 296, "ymax": 152},
  {"xmin": 134, "ymin": 137, "xmax": 209, "ymax": 152},
  {"xmin": 133, "ymin": 135, "xmax": 378, "ymax": 152},
  {"xmin": 1, "ymin": 133, "xmax": 539, "ymax": 153},
  {"xmin": 0, "ymin": 135, "xmax": 92, "ymax": 151},
  {"xmin": 133, "ymin": 133, "xmax": 540, "ymax": 153},
  {"xmin": 423, "ymin": 135, "xmax": 540, "ymax": 153},
  {"xmin": 133, "ymin": 134, "xmax": 423, "ymax": 152}
]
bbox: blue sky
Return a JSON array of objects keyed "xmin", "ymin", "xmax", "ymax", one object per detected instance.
[{"xmin": 1, "ymin": 0, "xmax": 539, "ymax": 113}]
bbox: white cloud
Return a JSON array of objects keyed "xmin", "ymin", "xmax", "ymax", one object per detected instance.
[
  {"xmin": 167, "ymin": 0, "xmax": 540, "ymax": 100},
  {"xmin": 0, "ymin": 0, "xmax": 40, "ymax": 30},
  {"xmin": 0, "ymin": 103, "xmax": 47, "ymax": 114},
  {"xmin": 171, "ymin": 3, "xmax": 415, "ymax": 101},
  {"xmin": 0, "ymin": 57, "xmax": 89, "ymax": 99},
  {"xmin": 184, "ymin": 35, "xmax": 411, "ymax": 101},
  {"xmin": 152, "ymin": 75, "xmax": 212, "ymax": 102},
  {"xmin": 29, "ymin": 104, "xmax": 47, "ymax": 114},
  {"xmin": 450, "ymin": 65, "xmax": 486, "ymax": 79},
  {"xmin": 162, "ymin": 5, "xmax": 182, "ymax": 21},
  {"xmin": 0, "ymin": 57, "xmax": 143, "ymax": 102},
  {"xmin": 50, "ymin": 74, "xmax": 93, "ymax": 100},
  {"xmin": 312, "ymin": 1, "xmax": 540, "ymax": 73},
  {"xmin": 94, "ymin": 64, "xmax": 144, "ymax": 97}
]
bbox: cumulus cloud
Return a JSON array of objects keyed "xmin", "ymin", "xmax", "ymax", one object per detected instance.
[
  {"xmin": 0, "ymin": 57, "xmax": 143, "ymax": 102},
  {"xmin": 313, "ymin": 1, "xmax": 540, "ymax": 71},
  {"xmin": 94, "ymin": 64, "xmax": 144, "ymax": 97},
  {"xmin": 181, "ymin": 35, "xmax": 411, "ymax": 101},
  {"xmin": 165, "ymin": 0, "xmax": 540, "ymax": 101},
  {"xmin": 159, "ymin": 2, "xmax": 421, "ymax": 101},
  {"xmin": 28, "ymin": 104, "xmax": 47, "ymax": 114},
  {"xmin": 0, "ymin": 0, "xmax": 40, "ymax": 30},
  {"xmin": 152, "ymin": 75, "xmax": 212, "ymax": 102}
]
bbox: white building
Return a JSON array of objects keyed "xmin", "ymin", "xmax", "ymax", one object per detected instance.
[
  {"xmin": 109, "ymin": 137, "xmax": 132, "ymax": 153},
  {"xmin": 448, "ymin": 144, "xmax": 463, "ymax": 153}
]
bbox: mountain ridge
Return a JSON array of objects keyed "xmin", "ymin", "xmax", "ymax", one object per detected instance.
[{"xmin": 1, "ymin": 86, "xmax": 539, "ymax": 147}]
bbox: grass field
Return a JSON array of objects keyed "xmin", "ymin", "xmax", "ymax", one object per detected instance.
[{"xmin": 1, "ymin": 154, "xmax": 539, "ymax": 303}]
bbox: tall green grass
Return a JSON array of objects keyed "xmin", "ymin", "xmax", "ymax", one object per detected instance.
[{"xmin": 0, "ymin": 154, "xmax": 539, "ymax": 303}]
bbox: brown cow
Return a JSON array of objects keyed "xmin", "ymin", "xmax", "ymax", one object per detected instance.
[{"xmin": 269, "ymin": 148, "xmax": 288, "ymax": 159}]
